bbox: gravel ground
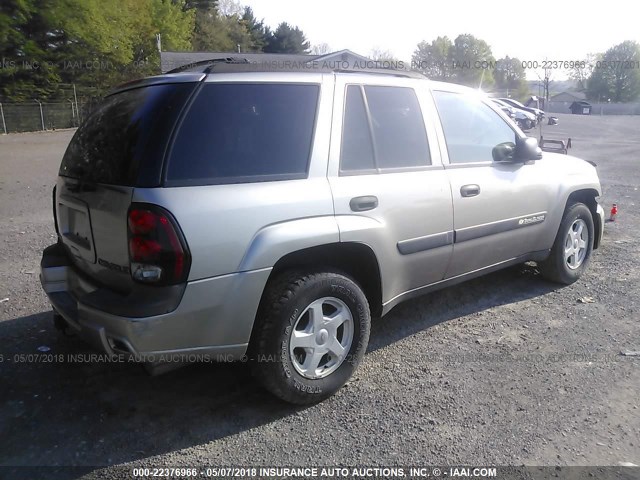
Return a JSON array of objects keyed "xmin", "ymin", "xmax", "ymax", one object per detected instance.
[{"xmin": 0, "ymin": 116, "xmax": 639, "ymax": 478}]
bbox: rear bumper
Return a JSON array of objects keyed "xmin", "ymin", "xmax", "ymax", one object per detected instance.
[{"xmin": 41, "ymin": 243, "xmax": 271, "ymax": 372}]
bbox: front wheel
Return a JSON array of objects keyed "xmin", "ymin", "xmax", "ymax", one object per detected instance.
[
  {"xmin": 250, "ymin": 271, "xmax": 371, "ymax": 404},
  {"xmin": 540, "ymin": 202, "xmax": 594, "ymax": 284}
]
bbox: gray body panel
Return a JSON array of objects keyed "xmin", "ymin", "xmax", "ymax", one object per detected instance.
[{"xmin": 41, "ymin": 72, "xmax": 604, "ymax": 370}]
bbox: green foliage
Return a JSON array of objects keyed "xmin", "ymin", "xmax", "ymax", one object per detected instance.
[
  {"xmin": 152, "ymin": 0, "xmax": 195, "ymax": 51},
  {"xmin": 0, "ymin": 0, "xmax": 198, "ymax": 101},
  {"xmin": 0, "ymin": 0, "xmax": 61, "ymax": 100},
  {"xmin": 191, "ymin": 5, "xmax": 252, "ymax": 52},
  {"xmin": 264, "ymin": 22, "xmax": 310, "ymax": 54},
  {"xmin": 0, "ymin": 0, "xmax": 312, "ymax": 101},
  {"xmin": 586, "ymin": 41, "xmax": 640, "ymax": 102},
  {"xmin": 494, "ymin": 56, "xmax": 527, "ymax": 97},
  {"xmin": 413, "ymin": 34, "xmax": 494, "ymax": 88},
  {"xmin": 412, "ymin": 36, "xmax": 454, "ymax": 80},
  {"xmin": 241, "ymin": 7, "xmax": 270, "ymax": 52},
  {"xmin": 452, "ymin": 34, "xmax": 495, "ymax": 88}
]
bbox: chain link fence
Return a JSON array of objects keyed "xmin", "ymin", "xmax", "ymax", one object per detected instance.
[{"xmin": 0, "ymin": 101, "xmax": 92, "ymax": 134}]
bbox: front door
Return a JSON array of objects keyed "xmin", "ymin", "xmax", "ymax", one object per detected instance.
[{"xmin": 431, "ymin": 89, "xmax": 555, "ymax": 278}]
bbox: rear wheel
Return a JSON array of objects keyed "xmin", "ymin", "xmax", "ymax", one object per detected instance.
[
  {"xmin": 250, "ymin": 271, "xmax": 371, "ymax": 404},
  {"xmin": 540, "ymin": 202, "xmax": 594, "ymax": 284}
]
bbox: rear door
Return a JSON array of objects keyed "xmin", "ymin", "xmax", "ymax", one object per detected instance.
[
  {"xmin": 56, "ymin": 82, "xmax": 195, "ymax": 291},
  {"xmin": 328, "ymin": 75, "xmax": 454, "ymax": 304},
  {"xmin": 432, "ymin": 88, "xmax": 556, "ymax": 278}
]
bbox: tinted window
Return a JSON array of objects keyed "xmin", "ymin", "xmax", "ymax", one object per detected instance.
[
  {"xmin": 433, "ymin": 91, "xmax": 517, "ymax": 164},
  {"xmin": 364, "ymin": 86, "xmax": 430, "ymax": 168},
  {"xmin": 59, "ymin": 84, "xmax": 194, "ymax": 186},
  {"xmin": 167, "ymin": 83, "xmax": 319, "ymax": 184},
  {"xmin": 341, "ymin": 85, "xmax": 375, "ymax": 171}
]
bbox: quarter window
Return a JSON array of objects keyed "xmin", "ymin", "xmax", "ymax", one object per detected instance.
[
  {"xmin": 167, "ymin": 83, "xmax": 319, "ymax": 184},
  {"xmin": 433, "ymin": 90, "xmax": 517, "ymax": 164}
]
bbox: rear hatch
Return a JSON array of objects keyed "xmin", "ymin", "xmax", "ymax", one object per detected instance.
[{"xmin": 56, "ymin": 79, "xmax": 197, "ymax": 292}]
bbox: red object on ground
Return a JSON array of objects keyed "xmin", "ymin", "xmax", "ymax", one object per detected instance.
[{"xmin": 610, "ymin": 203, "xmax": 618, "ymax": 221}]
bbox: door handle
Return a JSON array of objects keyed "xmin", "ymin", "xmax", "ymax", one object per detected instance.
[
  {"xmin": 460, "ymin": 184, "xmax": 481, "ymax": 197},
  {"xmin": 350, "ymin": 195, "xmax": 378, "ymax": 212}
]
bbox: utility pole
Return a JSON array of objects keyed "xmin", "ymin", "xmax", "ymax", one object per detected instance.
[
  {"xmin": 0, "ymin": 103, "xmax": 6, "ymax": 134},
  {"xmin": 36, "ymin": 100, "xmax": 44, "ymax": 131}
]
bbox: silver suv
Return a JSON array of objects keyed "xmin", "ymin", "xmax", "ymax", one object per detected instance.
[{"xmin": 40, "ymin": 63, "xmax": 605, "ymax": 404}]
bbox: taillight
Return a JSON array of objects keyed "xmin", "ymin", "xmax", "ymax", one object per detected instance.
[{"xmin": 127, "ymin": 204, "xmax": 191, "ymax": 285}]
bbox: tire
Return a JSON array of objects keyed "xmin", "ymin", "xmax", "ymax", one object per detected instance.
[
  {"xmin": 249, "ymin": 271, "xmax": 371, "ymax": 404},
  {"xmin": 539, "ymin": 202, "xmax": 594, "ymax": 284}
]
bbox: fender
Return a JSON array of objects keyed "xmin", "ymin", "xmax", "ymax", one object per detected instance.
[
  {"xmin": 539, "ymin": 154, "xmax": 602, "ymax": 249},
  {"xmin": 238, "ymin": 216, "xmax": 340, "ymax": 272}
]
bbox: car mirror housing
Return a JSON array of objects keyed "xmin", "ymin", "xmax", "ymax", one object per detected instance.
[
  {"xmin": 514, "ymin": 136, "xmax": 543, "ymax": 162},
  {"xmin": 492, "ymin": 142, "xmax": 516, "ymax": 162}
]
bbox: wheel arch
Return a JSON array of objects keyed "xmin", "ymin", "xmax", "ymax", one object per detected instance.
[
  {"xmin": 261, "ymin": 242, "xmax": 383, "ymax": 318},
  {"xmin": 564, "ymin": 188, "xmax": 601, "ymax": 249}
]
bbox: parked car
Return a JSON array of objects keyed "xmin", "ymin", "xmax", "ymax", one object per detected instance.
[
  {"xmin": 499, "ymin": 97, "xmax": 545, "ymax": 122},
  {"xmin": 492, "ymin": 98, "xmax": 537, "ymax": 130},
  {"xmin": 41, "ymin": 63, "xmax": 605, "ymax": 404},
  {"xmin": 492, "ymin": 99, "xmax": 515, "ymax": 118},
  {"xmin": 570, "ymin": 101, "xmax": 592, "ymax": 115}
]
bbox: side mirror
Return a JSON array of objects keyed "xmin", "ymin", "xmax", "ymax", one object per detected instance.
[
  {"xmin": 514, "ymin": 137, "xmax": 543, "ymax": 161},
  {"xmin": 492, "ymin": 142, "xmax": 516, "ymax": 162}
]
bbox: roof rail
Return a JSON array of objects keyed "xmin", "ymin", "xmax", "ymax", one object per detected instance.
[
  {"xmin": 167, "ymin": 57, "xmax": 426, "ymax": 79},
  {"xmin": 166, "ymin": 57, "xmax": 250, "ymax": 74}
]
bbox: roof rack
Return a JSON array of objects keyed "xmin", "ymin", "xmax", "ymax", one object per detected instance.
[
  {"xmin": 166, "ymin": 57, "xmax": 251, "ymax": 74},
  {"xmin": 166, "ymin": 57, "xmax": 426, "ymax": 79}
]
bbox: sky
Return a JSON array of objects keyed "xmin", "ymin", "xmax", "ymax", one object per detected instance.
[{"xmin": 241, "ymin": 0, "xmax": 640, "ymax": 80}]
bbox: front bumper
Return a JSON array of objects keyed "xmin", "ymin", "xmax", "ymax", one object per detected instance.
[{"xmin": 40, "ymin": 243, "xmax": 271, "ymax": 372}]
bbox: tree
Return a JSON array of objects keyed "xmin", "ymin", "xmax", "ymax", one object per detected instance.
[
  {"xmin": 189, "ymin": 1, "xmax": 252, "ymax": 52},
  {"xmin": 411, "ymin": 36, "xmax": 454, "ymax": 80},
  {"xmin": 0, "ymin": 0, "xmax": 61, "ymax": 100},
  {"xmin": 152, "ymin": 0, "xmax": 195, "ymax": 51},
  {"xmin": 311, "ymin": 43, "xmax": 331, "ymax": 55},
  {"xmin": 369, "ymin": 47, "xmax": 398, "ymax": 63},
  {"xmin": 217, "ymin": 0, "xmax": 243, "ymax": 16},
  {"xmin": 568, "ymin": 53, "xmax": 597, "ymax": 91},
  {"xmin": 264, "ymin": 22, "xmax": 310, "ymax": 54},
  {"xmin": 241, "ymin": 7, "xmax": 270, "ymax": 52},
  {"xmin": 494, "ymin": 56, "xmax": 527, "ymax": 97},
  {"xmin": 586, "ymin": 41, "xmax": 640, "ymax": 102},
  {"xmin": 450, "ymin": 34, "xmax": 495, "ymax": 88}
]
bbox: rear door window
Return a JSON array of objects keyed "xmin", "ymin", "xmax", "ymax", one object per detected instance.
[
  {"xmin": 340, "ymin": 85, "xmax": 431, "ymax": 173},
  {"xmin": 167, "ymin": 83, "xmax": 320, "ymax": 185},
  {"xmin": 364, "ymin": 86, "xmax": 431, "ymax": 169}
]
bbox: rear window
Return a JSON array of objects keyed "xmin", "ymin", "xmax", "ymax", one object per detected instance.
[
  {"xmin": 59, "ymin": 83, "xmax": 194, "ymax": 186},
  {"xmin": 166, "ymin": 83, "xmax": 320, "ymax": 185}
]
